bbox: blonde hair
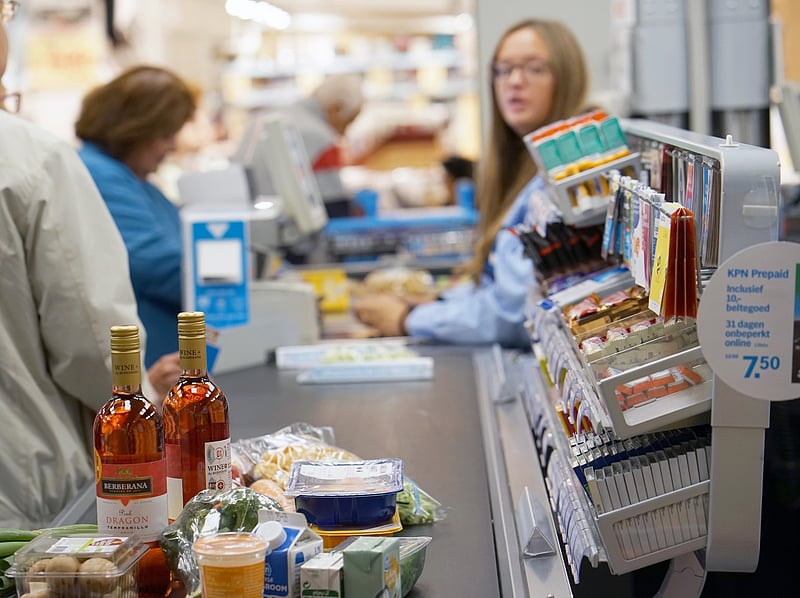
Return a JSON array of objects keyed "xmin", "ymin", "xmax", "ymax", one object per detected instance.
[{"xmin": 465, "ymin": 19, "xmax": 589, "ymax": 283}]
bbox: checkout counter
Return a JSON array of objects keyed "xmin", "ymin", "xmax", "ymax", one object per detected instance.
[
  {"xmin": 55, "ymin": 343, "xmax": 661, "ymax": 598},
  {"xmin": 54, "ymin": 346, "xmax": 498, "ymax": 597},
  {"xmin": 50, "ymin": 115, "xmax": 798, "ymax": 597},
  {"xmin": 50, "ymin": 119, "xmax": 660, "ymax": 596}
]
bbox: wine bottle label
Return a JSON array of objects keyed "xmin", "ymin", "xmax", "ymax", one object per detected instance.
[
  {"xmin": 179, "ymin": 336, "xmax": 206, "ymax": 371},
  {"xmin": 205, "ymin": 437, "xmax": 232, "ymax": 491},
  {"xmin": 111, "ymin": 352, "xmax": 141, "ymax": 388},
  {"xmin": 96, "ymin": 458, "xmax": 167, "ymax": 544}
]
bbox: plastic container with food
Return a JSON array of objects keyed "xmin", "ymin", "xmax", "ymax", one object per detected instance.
[
  {"xmin": 310, "ymin": 509, "xmax": 403, "ymax": 550},
  {"xmin": 398, "ymin": 536, "xmax": 432, "ymax": 596},
  {"xmin": 285, "ymin": 458, "xmax": 404, "ymax": 526},
  {"xmin": 8, "ymin": 531, "xmax": 148, "ymax": 598}
]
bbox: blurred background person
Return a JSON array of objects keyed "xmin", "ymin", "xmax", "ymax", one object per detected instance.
[
  {"xmin": 441, "ymin": 154, "xmax": 475, "ymax": 206},
  {"xmin": 354, "ymin": 19, "xmax": 589, "ymax": 345},
  {"xmin": 0, "ymin": 17, "xmax": 166, "ymax": 528},
  {"xmin": 154, "ymin": 81, "xmax": 232, "ymax": 204},
  {"xmin": 277, "ymin": 73, "xmax": 364, "ymax": 218},
  {"xmin": 75, "ymin": 65, "xmax": 196, "ymax": 369}
]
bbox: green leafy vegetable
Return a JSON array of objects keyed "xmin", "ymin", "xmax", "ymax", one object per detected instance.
[
  {"xmin": 160, "ymin": 487, "xmax": 282, "ymax": 596},
  {"xmin": 396, "ymin": 478, "xmax": 444, "ymax": 526}
]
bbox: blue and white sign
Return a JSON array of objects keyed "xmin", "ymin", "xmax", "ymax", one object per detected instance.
[
  {"xmin": 189, "ymin": 219, "xmax": 249, "ymax": 328},
  {"xmin": 697, "ymin": 241, "xmax": 800, "ymax": 401}
]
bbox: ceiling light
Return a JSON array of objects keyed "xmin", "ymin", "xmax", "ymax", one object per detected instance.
[{"xmin": 225, "ymin": 0, "xmax": 291, "ymax": 30}]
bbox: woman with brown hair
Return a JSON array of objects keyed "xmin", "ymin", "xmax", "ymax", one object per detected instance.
[
  {"xmin": 354, "ymin": 18, "xmax": 589, "ymax": 346},
  {"xmin": 76, "ymin": 65, "xmax": 196, "ymax": 369}
]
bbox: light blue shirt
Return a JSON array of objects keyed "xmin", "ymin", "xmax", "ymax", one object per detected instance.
[
  {"xmin": 405, "ymin": 176, "xmax": 545, "ymax": 348},
  {"xmin": 79, "ymin": 142, "xmax": 183, "ymax": 367}
]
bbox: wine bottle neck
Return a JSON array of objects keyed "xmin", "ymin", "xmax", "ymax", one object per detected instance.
[
  {"xmin": 179, "ymin": 368, "xmax": 208, "ymax": 378},
  {"xmin": 179, "ymin": 336, "xmax": 207, "ymax": 372},
  {"xmin": 111, "ymin": 384, "xmax": 143, "ymax": 395}
]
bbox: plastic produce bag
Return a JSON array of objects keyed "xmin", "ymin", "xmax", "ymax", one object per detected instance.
[
  {"xmin": 397, "ymin": 478, "xmax": 446, "ymax": 526},
  {"xmin": 231, "ymin": 422, "xmax": 357, "ymax": 488},
  {"xmin": 159, "ymin": 487, "xmax": 282, "ymax": 597}
]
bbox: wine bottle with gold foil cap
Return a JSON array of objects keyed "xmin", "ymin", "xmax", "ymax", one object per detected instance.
[
  {"xmin": 163, "ymin": 312, "xmax": 231, "ymax": 521},
  {"xmin": 93, "ymin": 325, "xmax": 167, "ymax": 544}
]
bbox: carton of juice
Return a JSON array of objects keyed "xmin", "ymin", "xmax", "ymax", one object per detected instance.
[
  {"xmin": 256, "ymin": 511, "xmax": 323, "ymax": 598},
  {"xmin": 300, "ymin": 551, "xmax": 344, "ymax": 597},
  {"xmin": 342, "ymin": 537, "xmax": 401, "ymax": 598}
]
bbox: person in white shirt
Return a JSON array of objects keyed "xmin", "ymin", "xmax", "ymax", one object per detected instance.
[{"xmin": 0, "ymin": 20, "xmax": 172, "ymax": 528}]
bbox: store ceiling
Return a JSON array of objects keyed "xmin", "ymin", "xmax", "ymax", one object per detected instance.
[{"xmin": 269, "ymin": 0, "xmax": 472, "ymax": 18}]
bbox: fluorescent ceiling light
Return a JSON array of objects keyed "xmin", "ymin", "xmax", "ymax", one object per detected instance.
[{"xmin": 225, "ymin": 0, "xmax": 291, "ymax": 30}]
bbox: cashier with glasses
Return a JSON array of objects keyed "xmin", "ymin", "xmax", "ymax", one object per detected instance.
[{"xmin": 355, "ymin": 19, "xmax": 590, "ymax": 346}]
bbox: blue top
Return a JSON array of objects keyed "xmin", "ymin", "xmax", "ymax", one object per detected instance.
[
  {"xmin": 405, "ymin": 176, "xmax": 543, "ymax": 348},
  {"xmin": 79, "ymin": 143, "xmax": 182, "ymax": 367}
]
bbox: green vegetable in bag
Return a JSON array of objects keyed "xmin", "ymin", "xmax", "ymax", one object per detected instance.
[
  {"xmin": 160, "ymin": 487, "xmax": 282, "ymax": 597},
  {"xmin": 396, "ymin": 479, "xmax": 445, "ymax": 526}
]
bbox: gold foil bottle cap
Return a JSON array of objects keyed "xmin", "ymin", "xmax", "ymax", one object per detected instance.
[
  {"xmin": 110, "ymin": 325, "xmax": 140, "ymax": 353},
  {"xmin": 178, "ymin": 311, "xmax": 206, "ymax": 339}
]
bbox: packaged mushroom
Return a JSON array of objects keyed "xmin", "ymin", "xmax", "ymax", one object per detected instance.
[{"xmin": 7, "ymin": 532, "xmax": 147, "ymax": 598}]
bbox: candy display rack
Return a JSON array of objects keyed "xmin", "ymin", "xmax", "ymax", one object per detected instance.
[{"xmin": 476, "ymin": 118, "xmax": 781, "ymax": 596}]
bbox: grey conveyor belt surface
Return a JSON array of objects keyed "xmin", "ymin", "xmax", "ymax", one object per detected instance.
[{"xmin": 58, "ymin": 345, "xmax": 501, "ymax": 598}]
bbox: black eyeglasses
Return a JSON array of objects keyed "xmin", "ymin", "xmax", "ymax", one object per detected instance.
[
  {"xmin": 1, "ymin": 92, "xmax": 21, "ymax": 114},
  {"xmin": 492, "ymin": 60, "xmax": 551, "ymax": 82},
  {"xmin": 1, "ymin": 0, "xmax": 18, "ymax": 24}
]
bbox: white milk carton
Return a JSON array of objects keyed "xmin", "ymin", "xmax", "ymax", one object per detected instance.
[
  {"xmin": 299, "ymin": 551, "xmax": 344, "ymax": 597},
  {"xmin": 256, "ymin": 510, "xmax": 323, "ymax": 598}
]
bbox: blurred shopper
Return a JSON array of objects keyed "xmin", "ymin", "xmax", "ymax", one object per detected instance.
[
  {"xmin": 354, "ymin": 19, "xmax": 589, "ymax": 345},
  {"xmin": 76, "ymin": 66, "xmax": 196, "ymax": 368},
  {"xmin": 278, "ymin": 73, "xmax": 364, "ymax": 218},
  {"xmin": 0, "ymin": 20, "xmax": 168, "ymax": 528},
  {"xmin": 442, "ymin": 154, "xmax": 475, "ymax": 206},
  {"xmin": 154, "ymin": 81, "xmax": 231, "ymax": 204}
]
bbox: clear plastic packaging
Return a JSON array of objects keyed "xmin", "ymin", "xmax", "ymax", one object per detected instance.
[
  {"xmin": 285, "ymin": 458, "xmax": 405, "ymax": 526},
  {"xmin": 295, "ymin": 357, "xmax": 434, "ymax": 384},
  {"xmin": 8, "ymin": 532, "xmax": 148, "ymax": 598},
  {"xmin": 230, "ymin": 422, "xmax": 359, "ymax": 491},
  {"xmin": 397, "ymin": 536, "xmax": 432, "ymax": 596},
  {"xmin": 275, "ymin": 340, "xmax": 415, "ymax": 369},
  {"xmin": 585, "ymin": 318, "xmax": 699, "ymax": 380}
]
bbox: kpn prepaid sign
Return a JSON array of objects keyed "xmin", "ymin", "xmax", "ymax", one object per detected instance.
[{"xmin": 697, "ymin": 241, "xmax": 800, "ymax": 401}]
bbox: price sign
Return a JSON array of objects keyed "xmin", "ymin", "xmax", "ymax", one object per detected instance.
[{"xmin": 697, "ymin": 241, "xmax": 800, "ymax": 401}]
